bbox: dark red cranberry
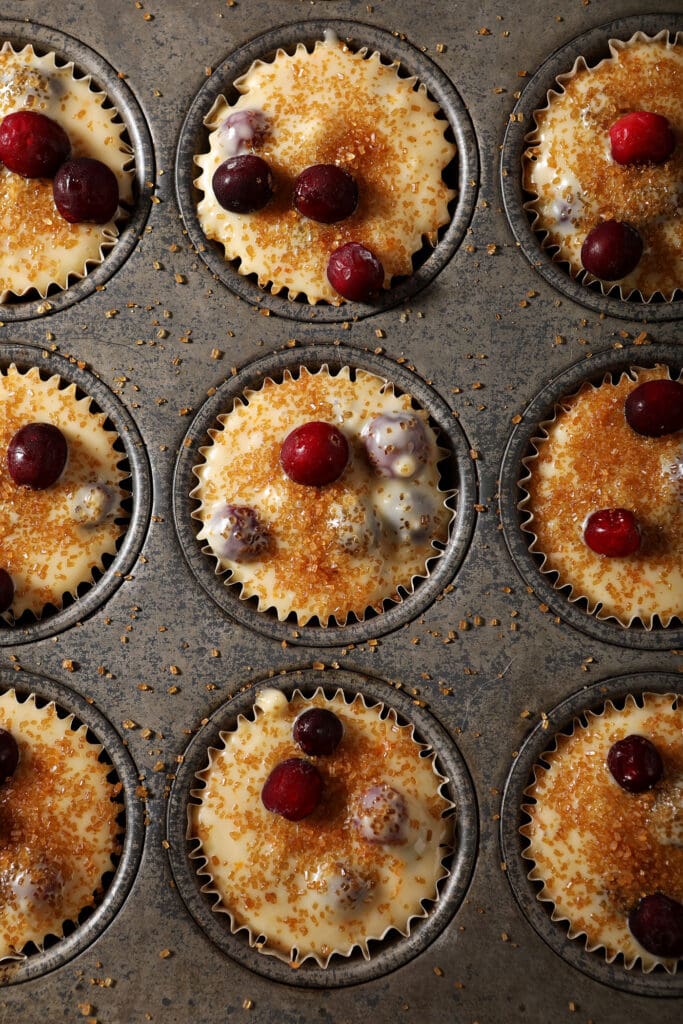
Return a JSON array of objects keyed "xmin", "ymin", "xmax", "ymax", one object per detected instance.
[
  {"xmin": 280, "ymin": 421, "xmax": 349, "ymax": 487},
  {"xmin": 326, "ymin": 242, "xmax": 384, "ymax": 302},
  {"xmin": 293, "ymin": 164, "xmax": 358, "ymax": 223},
  {"xmin": 53, "ymin": 158, "xmax": 119, "ymax": 223},
  {"xmin": 580, "ymin": 221, "xmax": 643, "ymax": 280},
  {"xmin": 212, "ymin": 154, "xmax": 273, "ymax": 213},
  {"xmin": 607, "ymin": 734, "xmax": 663, "ymax": 792},
  {"xmin": 206, "ymin": 504, "xmax": 269, "ymax": 561},
  {"xmin": 0, "ymin": 110, "xmax": 70, "ymax": 178},
  {"xmin": 625, "ymin": 379, "xmax": 683, "ymax": 437},
  {"xmin": 0, "ymin": 728, "xmax": 19, "ymax": 783},
  {"xmin": 7, "ymin": 422, "xmax": 68, "ymax": 490},
  {"xmin": 609, "ymin": 111, "xmax": 676, "ymax": 166},
  {"xmin": 293, "ymin": 708, "xmax": 343, "ymax": 756},
  {"xmin": 583, "ymin": 508, "xmax": 641, "ymax": 557},
  {"xmin": 0, "ymin": 568, "xmax": 13, "ymax": 614},
  {"xmin": 261, "ymin": 757, "xmax": 323, "ymax": 821},
  {"xmin": 629, "ymin": 893, "xmax": 683, "ymax": 958}
]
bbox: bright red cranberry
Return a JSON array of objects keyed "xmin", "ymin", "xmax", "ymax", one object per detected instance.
[
  {"xmin": 629, "ymin": 893, "xmax": 683, "ymax": 958},
  {"xmin": 293, "ymin": 164, "xmax": 358, "ymax": 223},
  {"xmin": 353, "ymin": 784, "xmax": 408, "ymax": 844},
  {"xmin": 7, "ymin": 422, "xmax": 68, "ymax": 490},
  {"xmin": 280, "ymin": 421, "xmax": 349, "ymax": 487},
  {"xmin": 580, "ymin": 221, "xmax": 643, "ymax": 280},
  {"xmin": 212, "ymin": 154, "xmax": 273, "ymax": 213},
  {"xmin": 583, "ymin": 508, "xmax": 641, "ymax": 557},
  {"xmin": 326, "ymin": 242, "xmax": 384, "ymax": 302},
  {"xmin": 261, "ymin": 757, "xmax": 323, "ymax": 821},
  {"xmin": 0, "ymin": 569, "xmax": 13, "ymax": 614},
  {"xmin": 609, "ymin": 111, "xmax": 675, "ymax": 165},
  {"xmin": 0, "ymin": 728, "xmax": 19, "ymax": 784},
  {"xmin": 625, "ymin": 379, "xmax": 683, "ymax": 437},
  {"xmin": 53, "ymin": 158, "xmax": 119, "ymax": 223},
  {"xmin": 0, "ymin": 110, "xmax": 70, "ymax": 178},
  {"xmin": 293, "ymin": 708, "xmax": 343, "ymax": 756},
  {"xmin": 607, "ymin": 734, "xmax": 663, "ymax": 792}
]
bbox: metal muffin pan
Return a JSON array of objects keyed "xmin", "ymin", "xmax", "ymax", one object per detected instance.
[{"xmin": 0, "ymin": 1, "xmax": 680, "ymax": 1022}]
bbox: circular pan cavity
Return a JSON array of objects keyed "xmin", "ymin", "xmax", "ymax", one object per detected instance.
[
  {"xmin": 172, "ymin": 343, "xmax": 477, "ymax": 646},
  {"xmin": 167, "ymin": 666, "xmax": 478, "ymax": 988},
  {"xmin": 0, "ymin": 342, "xmax": 152, "ymax": 645},
  {"xmin": 0, "ymin": 18, "xmax": 155, "ymax": 322},
  {"xmin": 175, "ymin": 18, "xmax": 478, "ymax": 323},
  {"xmin": 500, "ymin": 672, "xmax": 683, "ymax": 996},
  {"xmin": 0, "ymin": 667, "xmax": 144, "ymax": 985},
  {"xmin": 499, "ymin": 342, "xmax": 683, "ymax": 651},
  {"xmin": 500, "ymin": 13, "xmax": 683, "ymax": 323}
]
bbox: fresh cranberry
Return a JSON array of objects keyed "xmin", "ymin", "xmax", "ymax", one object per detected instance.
[
  {"xmin": 261, "ymin": 757, "xmax": 323, "ymax": 821},
  {"xmin": 625, "ymin": 379, "xmax": 683, "ymax": 437},
  {"xmin": 353, "ymin": 784, "xmax": 408, "ymax": 844},
  {"xmin": 280, "ymin": 421, "xmax": 349, "ymax": 487},
  {"xmin": 0, "ymin": 110, "xmax": 70, "ymax": 178},
  {"xmin": 609, "ymin": 111, "xmax": 675, "ymax": 165},
  {"xmin": 0, "ymin": 569, "xmax": 13, "ymax": 614},
  {"xmin": 583, "ymin": 508, "xmax": 641, "ymax": 557},
  {"xmin": 326, "ymin": 242, "xmax": 384, "ymax": 302},
  {"xmin": 607, "ymin": 734, "xmax": 663, "ymax": 792},
  {"xmin": 0, "ymin": 728, "xmax": 19, "ymax": 784},
  {"xmin": 362, "ymin": 412, "xmax": 429, "ymax": 479},
  {"xmin": 293, "ymin": 708, "xmax": 343, "ymax": 756},
  {"xmin": 629, "ymin": 893, "xmax": 683, "ymax": 958},
  {"xmin": 212, "ymin": 154, "xmax": 273, "ymax": 213},
  {"xmin": 53, "ymin": 158, "xmax": 119, "ymax": 223},
  {"xmin": 293, "ymin": 164, "xmax": 358, "ymax": 223},
  {"xmin": 206, "ymin": 504, "xmax": 269, "ymax": 561},
  {"xmin": 7, "ymin": 423, "xmax": 67, "ymax": 490},
  {"xmin": 580, "ymin": 221, "xmax": 643, "ymax": 280}
]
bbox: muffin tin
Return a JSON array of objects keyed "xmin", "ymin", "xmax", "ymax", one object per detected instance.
[{"xmin": 0, "ymin": 1, "xmax": 681, "ymax": 1022}]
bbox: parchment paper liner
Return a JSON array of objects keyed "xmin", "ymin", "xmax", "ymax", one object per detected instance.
[
  {"xmin": 518, "ymin": 363, "xmax": 683, "ymax": 630},
  {"xmin": 520, "ymin": 691, "xmax": 682, "ymax": 974},
  {"xmin": 190, "ymin": 363, "xmax": 456, "ymax": 627},
  {"xmin": 193, "ymin": 32, "xmax": 456, "ymax": 305},
  {"xmin": 187, "ymin": 685, "xmax": 454, "ymax": 968},
  {"xmin": 0, "ymin": 363, "xmax": 130, "ymax": 623},
  {"xmin": 0, "ymin": 41, "xmax": 134, "ymax": 303},
  {"xmin": 0, "ymin": 687, "xmax": 122, "ymax": 962},
  {"xmin": 522, "ymin": 29, "xmax": 683, "ymax": 304}
]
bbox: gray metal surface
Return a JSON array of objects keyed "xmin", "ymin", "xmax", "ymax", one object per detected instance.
[{"xmin": 0, "ymin": 1, "xmax": 680, "ymax": 1021}]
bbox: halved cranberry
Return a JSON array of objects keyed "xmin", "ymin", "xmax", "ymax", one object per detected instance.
[
  {"xmin": 580, "ymin": 221, "xmax": 643, "ymax": 280},
  {"xmin": 625, "ymin": 379, "xmax": 683, "ymax": 437},
  {"xmin": 53, "ymin": 158, "xmax": 119, "ymax": 223},
  {"xmin": 261, "ymin": 758, "xmax": 323, "ymax": 821},
  {"xmin": 280, "ymin": 421, "xmax": 349, "ymax": 487},
  {"xmin": 609, "ymin": 111, "xmax": 675, "ymax": 165},
  {"xmin": 7, "ymin": 423, "xmax": 67, "ymax": 489},
  {"xmin": 293, "ymin": 164, "xmax": 358, "ymax": 223},
  {"xmin": 293, "ymin": 708, "xmax": 343, "ymax": 756},
  {"xmin": 629, "ymin": 893, "xmax": 683, "ymax": 958},
  {"xmin": 0, "ymin": 569, "xmax": 13, "ymax": 614},
  {"xmin": 583, "ymin": 508, "xmax": 641, "ymax": 557},
  {"xmin": 0, "ymin": 727, "xmax": 19, "ymax": 783},
  {"xmin": 0, "ymin": 110, "xmax": 70, "ymax": 178},
  {"xmin": 212, "ymin": 154, "xmax": 273, "ymax": 213},
  {"xmin": 327, "ymin": 242, "xmax": 384, "ymax": 302},
  {"xmin": 607, "ymin": 734, "xmax": 663, "ymax": 793}
]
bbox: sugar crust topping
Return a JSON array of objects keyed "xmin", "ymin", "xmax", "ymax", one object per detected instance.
[
  {"xmin": 195, "ymin": 33, "xmax": 455, "ymax": 304},
  {"xmin": 522, "ymin": 692, "xmax": 683, "ymax": 972},
  {"xmin": 0, "ymin": 364, "xmax": 127, "ymax": 619},
  {"xmin": 0, "ymin": 688, "xmax": 120, "ymax": 958},
  {"xmin": 192, "ymin": 366, "xmax": 453, "ymax": 625},
  {"xmin": 190, "ymin": 687, "xmax": 453, "ymax": 966},
  {"xmin": 0, "ymin": 43, "xmax": 134, "ymax": 301},
  {"xmin": 524, "ymin": 32, "xmax": 683, "ymax": 299},
  {"xmin": 522, "ymin": 365, "xmax": 683, "ymax": 627}
]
